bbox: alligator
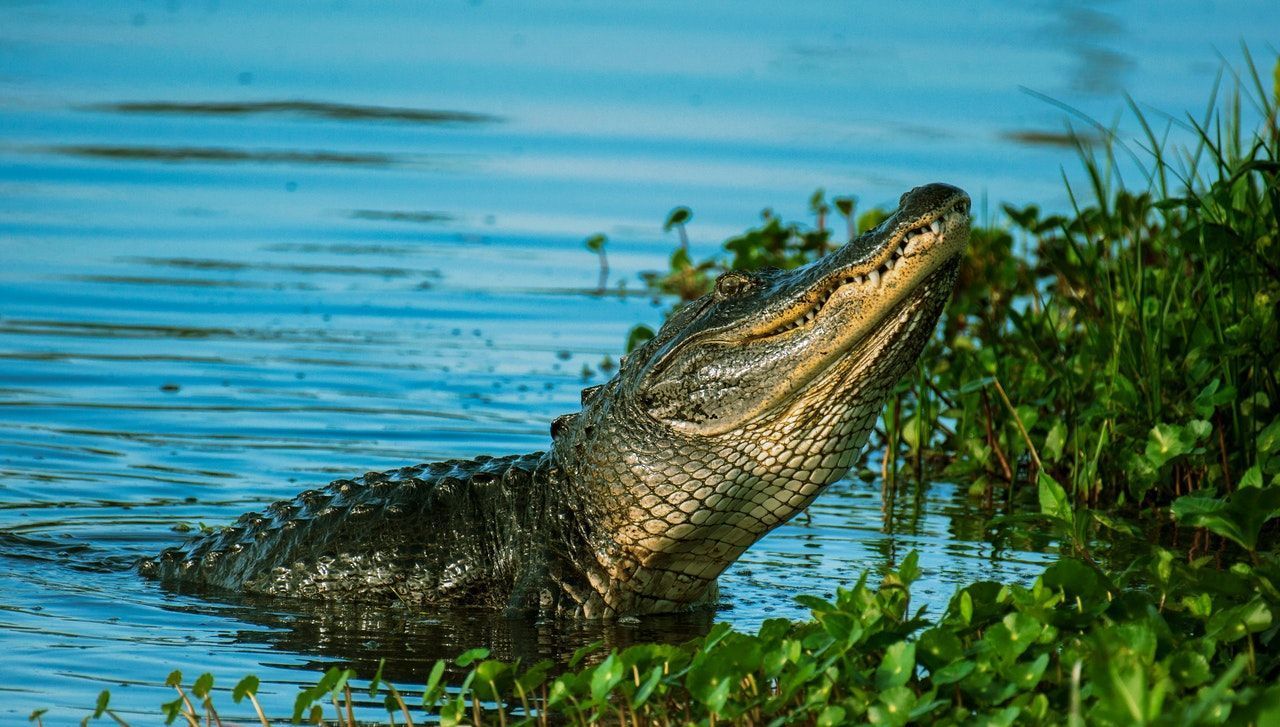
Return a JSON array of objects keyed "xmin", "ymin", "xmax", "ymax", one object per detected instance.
[{"xmin": 142, "ymin": 183, "xmax": 971, "ymax": 619}]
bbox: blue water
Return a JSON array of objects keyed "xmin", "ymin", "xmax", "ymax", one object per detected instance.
[{"xmin": 2, "ymin": 1, "xmax": 1277, "ymax": 722}]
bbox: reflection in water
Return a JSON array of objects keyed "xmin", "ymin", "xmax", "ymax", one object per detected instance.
[
  {"xmin": 87, "ymin": 100, "xmax": 503, "ymax": 126},
  {"xmin": 1043, "ymin": 1, "xmax": 1135, "ymax": 95},
  {"xmin": 121, "ymin": 256, "xmax": 442, "ymax": 280},
  {"xmin": 1001, "ymin": 129, "xmax": 1103, "ymax": 148},
  {"xmin": 349, "ymin": 210, "xmax": 455, "ymax": 224},
  {"xmin": 47, "ymin": 144, "xmax": 400, "ymax": 167},
  {"xmin": 169, "ymin": 593, "xmax": 712, "ymax": 682}
]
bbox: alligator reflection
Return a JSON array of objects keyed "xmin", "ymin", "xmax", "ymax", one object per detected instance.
[{"xmin": 165, "ymin": 591, "xmax": 714, "ymax": 680}]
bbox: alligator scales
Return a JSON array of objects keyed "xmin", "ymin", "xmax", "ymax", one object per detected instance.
[{"xmin": 142, "ymin": 183, "xmax": 971, "ymax": 618}]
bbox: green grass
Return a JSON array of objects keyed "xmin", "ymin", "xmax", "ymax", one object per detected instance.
[{"xmin": 63, "ymin": 54, "xmax": 1280, "ymax": 726}]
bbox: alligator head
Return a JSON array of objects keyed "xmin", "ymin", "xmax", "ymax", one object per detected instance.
[{"xmin": 550, "ymin": 183, "xmax": 970, "ymax": 617}]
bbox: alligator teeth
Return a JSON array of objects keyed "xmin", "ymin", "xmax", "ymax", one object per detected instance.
[
  {"xmin": 929, "ymin": 219, "xmax": 942, "ymax": 234},
  {"xmin": 868, "ymin": 269, "xmax": 881, "ymax": 287},
  {"xmin": 885, "ymin": 257, "xmax": 896, "ymax": 271}
]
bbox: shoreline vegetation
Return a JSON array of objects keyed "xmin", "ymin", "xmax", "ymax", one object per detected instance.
[{"xmin": 54, "ymin": 56, "xmax": 1280, "ymax": 726}]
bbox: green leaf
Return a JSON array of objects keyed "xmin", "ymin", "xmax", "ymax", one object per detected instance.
[
  {"xmin": 625, "ymin": 324, "xmax": 655, "ymax": 353},
  {"xmin": 917, "ymin": 628, "xmax": 964, "ymax": 670},
  {"xmin": 1258, "ymin": 419, "xmax": 1280, "ymax": 455},
  {"xmin": 455, "ymin": 647, "xmax": 490, "ymax": 667},
  {"xmin": 1007, "ymin": 652, "xmax": 1050, "ymax": 689},
  {"xmin": 876, "ymin": 641, "xmax": 916, "ymax": 690},
  {"xmin": 438, "ymin": 696, "xmax": 466, "ymax": 727},
  {"xmin": 367, "ymin": 657, "xmax": 386, "ymax": 697},
  {"xmin": 1037, "ymin": 471, "xmax": 1074, "ymax": 527},
  {"xmin": 669, "ymin": 247, "xmax": 693, "ymax": 270},
  {"xmin": 589, "ymin": 652, "xmax": 624, "ymax": 703},
  {"xmin": 515, "ymin": 659, "xmax": 552, "ymax": 694},
  {"xmin": 1206, "ymin": 598, "xmax": 1273, "ymax": 642},
  {"xmin": 959, "ymin": 376, "xmax": 995, "ymax": 394},
  {"xmin": 1192, "ymin": 379, "xmax": 1235, "ymax": 417},
  {"xmin": 833, "ymin": 196, "xmax": 856, "ymax": 218},
  {"xmin": 232, "ymin": 675, "xmax": 259, "ymax": 703},
  {"xmin": 664, "ymin": 206, "xmax": 692, "ymax": 231},
  {"xmin": 693, "ymin": 677, "xmax": 731, "ymax": 714},
  {"xmin": 868, "ymin": 685, "xmax": 916, "ymax": 726},
  {"xmin": 931, "ymin": 659, "xmax": 975, "ymax": 685},
  {"xmin": 1171, "ymin": 487, "xmax": 1280, "ymax": 551},
  {"xmin": 1240, "ymin": 464, "xmax": 1263, "ymax": 489},
  {"xmin": 986, "ymin": 612, "xmax": 1044, "ymax": 661},
  {"xmin": 1143, "ymin": 420, "xmax": 1211, "ymax": 469},
  {"xmin": 1168, "ymin": 650, "xmax": 1211, "ymax": 687},
  {"xmin": 569, "ymin": 639, "xmax": 603, "ymax": 669},
  {"xmin": 192, "ymin": 673, "xmax": 214, "ymax": 700},
  {"xmin": 584, "ymin": 233, "xmax": 606, "ymax": 252},
  {"xmin": 899, "ymin": 550, "xmax": 921, "ymax": 585},
  {"xmin": 165, "ymin": 670, "xmax": 183, "ymax": 688},
  {"xmin": 817, "ymin": 705, "xmax": 847, "ymax": 727},
  {"xmin": 632, "ymin": 665, "xmax": 664, "ymax": 709},
  {"xmin": 958, "ymin": 590, "xmax": 974, "ymax": 625},
  {"xmin": 160, "ymin": 696, "xmax": 185, "ymax": 721},
  {"xmin": 795, "ymin": 594, "xmax": 836, "ymax": 613},
  {"xmin": 1043, "ymin": 420, "xmax": 1067, "ymax": 463},
  {"xmin": 472, "ymin": 659, "xmax": 512, "ymax": 703},
  {"xmin": 93, "ymin": 690, "xmax": 110, "ymax": 719},
  {"xmin": 421, "ymin": 659, "xmax": 447, "ymax": 707}
]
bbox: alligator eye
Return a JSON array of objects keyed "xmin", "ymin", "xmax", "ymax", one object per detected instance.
[{"xmin": 714, "ymin": 270, "xmax": 756, "ymax": 299}]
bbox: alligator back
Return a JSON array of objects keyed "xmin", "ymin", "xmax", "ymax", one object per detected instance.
[{"xmin": 141, "ymin": 452, "xmax": 551, "ymax": 610}]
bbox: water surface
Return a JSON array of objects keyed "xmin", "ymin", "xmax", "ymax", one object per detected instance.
[{"xmin": 2, "ymin": 1, "xmax": 1277, "ymax": 722}]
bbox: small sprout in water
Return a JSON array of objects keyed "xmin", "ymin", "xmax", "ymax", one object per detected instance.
[
  {"xmin": 664, "ymin": 206, "xmax": 692, "ymax": 253},
  {"xmin": 83, "ymin": 689, "xmax": 128, "ymax": 726},
  {"xmin": 232, "ymin": 675, "xmax": 270, "ymax": 727},
  {"xmin": 584, "ymin": 233, "xmax": 609, "ymax": 294},
  {"xmin": 599, "ymin": 354, "xmax": 615, "ymax": 373},
  {"xmin": 809, "ymin": 187, "xmax": 830, "ymax": 234},
  {"xmin": 834, "ymin": 195, "xmax": 857, "ymax": 239}
]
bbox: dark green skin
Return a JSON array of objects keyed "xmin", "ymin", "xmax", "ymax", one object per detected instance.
[{"xmin": 143, "ymin": 183, "xmax": 971, "ymax": 619}]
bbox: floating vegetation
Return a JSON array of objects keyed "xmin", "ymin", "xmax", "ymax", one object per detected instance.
[
  {"xmin": 348, "ymin": 209, "xmax": 455, "ymax": 225},
  {"xmin": 46, "ymin": 144, "xmax": 399, "ymax": 167},
  {"xmin": 85, "ymin": 99, "xmax": 503, "ymax": 126}
]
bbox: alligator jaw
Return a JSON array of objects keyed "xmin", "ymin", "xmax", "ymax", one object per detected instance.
[{"xmin": 764, "ymin": 191, "xmax": 970, "ymax": 338}]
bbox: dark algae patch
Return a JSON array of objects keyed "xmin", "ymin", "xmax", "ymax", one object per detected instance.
[
  {"xmin": 47, "ymin": 144, "xmax": 399, "ymax": 167},
  {"xmin": 54, "ymin": 57, "xmax": 1280, "ymax": 725},
  {"xmin": 85, "ymin": 99, "xmax": 503, "ymax": 125}
]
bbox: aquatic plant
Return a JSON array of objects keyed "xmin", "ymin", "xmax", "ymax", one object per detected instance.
[
  {"xmin": 67, "ymin": 545, "xmax": 1280, "ymax": 725},
  {"xmin": 584, "ymin": 233, "xmax": 609, "ymax": 294}
]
